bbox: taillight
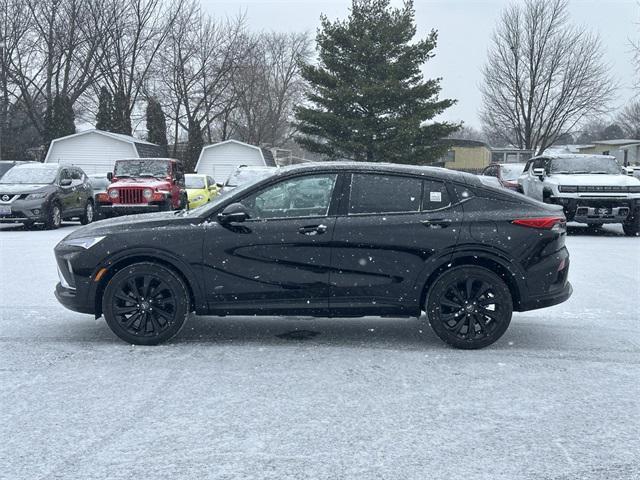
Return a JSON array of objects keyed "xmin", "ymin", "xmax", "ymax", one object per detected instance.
[{"xmin": 512, "ymin": 217, "xmax": 566, "ymax": 231}]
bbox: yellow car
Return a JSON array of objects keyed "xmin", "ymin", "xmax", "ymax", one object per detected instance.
[{"xmin": 185, "ymin": 174, "xmax": 219, "ymax": 209}]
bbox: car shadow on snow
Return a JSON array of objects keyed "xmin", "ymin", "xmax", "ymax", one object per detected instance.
[
  {"xmin": 0, "ymin": 221, "xmax": 79, "ymax": 232},
  {"xmin": 566, "ymin": 223, "xmax": 625, "ymax": 237}
]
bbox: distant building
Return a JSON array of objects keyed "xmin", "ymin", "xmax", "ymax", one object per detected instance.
[
  {"xmin": 490, "ymin": 147, "xmax": 534, "ymax": 164},
  {"xmin": 575, "ymin": 139, "xmax": 640, "ymax": 166},
  {"xmin": 195, "ymin": 139, "xmax": 277, "ymax": 183},
  {"xmin": 44, "ymin": 129, "xmax": 165, "ymax": 174},
  {"xmin": 439, "ymin": 139, "xmax": 492, "ymax": 173}
]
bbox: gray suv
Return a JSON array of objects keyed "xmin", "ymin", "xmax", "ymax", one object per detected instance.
[{"xmin": 0, "ymin": 163, "xmax": 95, "ymax": 229}]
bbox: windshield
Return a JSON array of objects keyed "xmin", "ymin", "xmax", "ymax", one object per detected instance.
[
  {"xmin": 549, "ymin": 157, "xmax": 620, "ymax": 174},
  {"xmin": 226, "ymin": 168, "xmax": 274, "ymax": 187},
  {"xmin": 185, "ymin": 176, "xmax": 206, "ymax": 189},
  {"xmin": 0, "ymin": 165, "xmax": 58, "ymax": 184},
  {"xmin": 114, "ymin": 160, "xmax": 170, "ymax": 178},
  {"xmin": 501, "ymin": 164, "xmax": 525, "ymax": 180}
]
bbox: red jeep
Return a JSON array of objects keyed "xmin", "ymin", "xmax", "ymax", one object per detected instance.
[{"xmin": 97, "ymin": 158, "xmax": 188, "ymax": 216}]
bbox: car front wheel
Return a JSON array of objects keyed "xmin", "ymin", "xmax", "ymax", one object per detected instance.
[
  {"xmin": 425, "ymin": 266, "xmax": 513, "ymax": 349},
  {"xmin": 44, "ymin": 201, "xmax": 62, "ymax": 230},
  {"xmin": 102, "ymin": 262, "xmax": 190, "ymax": 345}
]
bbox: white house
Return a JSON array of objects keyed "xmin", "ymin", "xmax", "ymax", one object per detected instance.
[
  {"xmin": 44, "ymin": 129, "xmax": 165, "ymax": 174},
  {"xmin": 195, "ymin": 139, "xmax": 276, "ymax": 183}
]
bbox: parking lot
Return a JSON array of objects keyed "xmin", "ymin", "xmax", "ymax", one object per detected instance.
[{"xmin": 0, "ymin": 222, "xmax": 639, "ymax": 479}]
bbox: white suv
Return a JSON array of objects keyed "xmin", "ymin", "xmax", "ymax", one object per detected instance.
[{"xmin": 518, "ymin": 154, "xmax": 640, "ymax": 236}]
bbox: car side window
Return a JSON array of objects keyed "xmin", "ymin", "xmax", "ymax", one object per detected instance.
[
  {"xmin": 59, "ymin": 169, "xmax": 71, "ymax": 183},
  {"xmin": 240, "ymin": 174, "xmax": 337, "ymax": 220},
  {"xmin": 422, "ymin": 179, "xmax": 451, "ymax": 211},
  {"xmin": 349, "ymin": 174, "xmax": 422, "ymax": 214},
  {"xmin": 207, "ymin": 176, "xmax": 215, "ymax": 187}
]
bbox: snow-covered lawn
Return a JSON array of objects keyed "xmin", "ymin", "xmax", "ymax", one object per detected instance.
[{"xmin": 0, "ymin": 222, "xmax": 638, "ymax": 479}]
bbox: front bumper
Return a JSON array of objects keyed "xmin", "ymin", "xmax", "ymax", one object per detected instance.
[
  {"xmin": 0, "ymin": 198, "xmax": 48, "ymax": 223},
  {"xmin": 55, "ymin": 282, "xmax": 95, "ymax": 314},
  {"xmin": 98, "ymin": 203, "xmax": 162, "ymax": 215},
  {"xmin": 548, "ymin": 197, "xmax": 640, "ymax": 223}
]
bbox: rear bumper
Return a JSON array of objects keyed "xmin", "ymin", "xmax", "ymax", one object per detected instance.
[{"xmin": 517, "ymin": 281, "xmax": 572, "ymax": 312}]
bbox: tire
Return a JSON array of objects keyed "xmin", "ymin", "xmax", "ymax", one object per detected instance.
[
  {"xmin": 425, "ymin": 266, "xmax": 513, "ymax": 349},
  {"xmin": 44, "ymin": 201, "xmax": 62, "ymax": 230},
  {"xmin": 623, "ymin": 208, "xmax": 640, "ymax": 237},
  {"xmin": 102, "ymin": 262, "xmax": 190, "ymax": 345},
  {"xmin": 79, "ymin": 200, "xmax": 94, "ymax": 225},
  {"xmin": 159, "ymin": 199, "xmax": 172, "ymax": 211}
]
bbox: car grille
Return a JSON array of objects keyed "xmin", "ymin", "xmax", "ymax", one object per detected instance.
[
  {"xmin": 117, "ymin": 188, "xmax": 145, "ymax": 204},
  {"xmin": 563, "ymin": 186, "xmax": 631, "ymax": 193}
]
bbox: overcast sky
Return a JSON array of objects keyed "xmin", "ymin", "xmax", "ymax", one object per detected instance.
[{"xmin": 201, "ymin": 0, "xmax": 639, "ymax": 129}]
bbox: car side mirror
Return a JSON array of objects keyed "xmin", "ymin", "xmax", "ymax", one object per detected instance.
[
  {"xmin": 60, "ymin": 178, "xmax": 72, "ymax": 187},
  {"xmin": 107, "ymin": 172, "xmax": 113, "ymax": 181},
  {"xmin": 216, "ymin": 183, "xmax": 223, "ymax": 188},
  {"xmin": 532, "ymin": 167, "xmax": 545, "ymax": 179},
  {"xmin": 218, "ymin": 203, "xmax": 250, "ymax": 224}
]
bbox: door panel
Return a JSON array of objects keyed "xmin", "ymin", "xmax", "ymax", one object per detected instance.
[
  {"xmin": 201, "ymin": 173, "xmax": 339, "ymax": 315},
  {"xmin": 329, "ymin": 174, "xmax": 463, "ymax": 315}
]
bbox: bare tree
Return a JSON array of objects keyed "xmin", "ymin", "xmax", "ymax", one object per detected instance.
[
  {"xmin": 231, "ymin": 31, "xmax": 311, "ymax": 147},
  {"xmin": 480, "ymin": 0, "xmax": 616, "ymax": 154},
  {"xmin": 5, "ymin": 0, "xmax": 105, "ymax": 137},
  {"xmin": 96, "ymin": 0, "xmax": 182, "ymax": 135},
  {"xmin": 617, "ymin": 101, "xmax": 640, "ymax": 139}
]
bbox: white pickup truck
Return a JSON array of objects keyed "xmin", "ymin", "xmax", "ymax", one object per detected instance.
[{"xmin": 518, "ymin": 154, "xmax": 640, "ymax": 236}]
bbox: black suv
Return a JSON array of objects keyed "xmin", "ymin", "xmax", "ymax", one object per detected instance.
[
  {"xmin": 54, "ymin": 163, "xmax": 572, "ymax": 349},
  {"xmin": 0, "ymin": 163, "xmax": 95, "ymax": 229}
]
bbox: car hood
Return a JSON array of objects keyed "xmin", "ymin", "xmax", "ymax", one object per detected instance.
[
  {"xmin": 109, "ymin": 178, "xmax": 171, "ymax": 189},
  {"xmin": 63, "ymin": 211, "xmax": 190, "ymax": 239},
  {"xmin": 0, "ymin": 183, "xmax": 52, "ymax": 194},
  {"xmin": 545, "ymin": 174, "xmax": 640, "ymax": 186}
]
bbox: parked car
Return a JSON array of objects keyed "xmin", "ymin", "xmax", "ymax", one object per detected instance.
[
  {"xmin": 97, "ymin": 158, "xmax": 188, "ymax": 216},
  {"xmin": 624, "ymin": 165, "xmax": 640, "ymax": 180},
  {"xmin": 518, "ymin": 154, "xmax": 640, "ymax": 236},
  {"xmin": 54, "ymin": 162, "xmax": 572, "ymax": 349},
  {"xmin": 0, "ymin": 163, "xmax": 95, "ymax": 229},
  {"xmin": 220, "ymin": 165, "xmax": 277, "ymax": 194},
  {"xmin": 185, "ymin": 174, "xmax": 219, "ymax": 209},
  {"xmin": 480, "ymin": 163, "xmax": 526, "ymax": 191},
  {"xmin": 0, "ymin": 160, "xmax": 36, "ymax": 179},
  {"xmin": 87, "ymin": 173, "xmax": 111, "ymax": 218}
]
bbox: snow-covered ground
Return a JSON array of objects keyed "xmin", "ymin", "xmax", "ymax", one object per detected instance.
[{"xmin": 0, "ymin": 222, "xmax": 638, "ymax": 479}]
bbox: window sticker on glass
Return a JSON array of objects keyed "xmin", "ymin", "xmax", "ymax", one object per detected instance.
[{"xmin": 429, "ymin": 191, "xmax": 442, "ymax": 202}]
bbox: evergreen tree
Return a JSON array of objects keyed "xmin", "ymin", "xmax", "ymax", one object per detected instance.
[
  {"xmin": 112, "ymin": 89, "xmax": 132, "ymax": 135},
  {"xmin": 96, "ymin": 87, "xmax": 114, "ymax": 131},
  {"xmin": 186, "ymin": 119, "xmax": 203, "ymax": 172},
  {"xmin": 44, "ymin": 94, "xmax": 76, "ymax": 145},
  {"xmin": 146, "ymin": 97, "xmax": 168, "ymax": 147},
  {"xmin": 295, "ymin": 0, "xmax": 458, "ymax": 164}
]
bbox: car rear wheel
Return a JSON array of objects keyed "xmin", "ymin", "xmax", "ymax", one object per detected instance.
[
  {"xmin": 102, "ymin": 262, "xmax": 190, "ymax": 345},
  {"xmin": 426, "ymin": 266, "xmax": 513, "ymax": 349},
  {"xmin": 79, "ymin": 200, "xmax": 94, "ymax": 225},
  {"xmin": 44, "ymin": 202, "xmax": 62, "ymax": 230},
  {"xmin": 623, "ymin": 208, "xmax": 640, "ymax": 236}
]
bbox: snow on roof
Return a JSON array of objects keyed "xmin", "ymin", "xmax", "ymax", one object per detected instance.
[
  {"xmin": 50, "ymin": 129, "xmax": 156, "ymax": 146},
  {"xmin": 591, "ymin": 139, "xmax": 640, "ymax": 146}
]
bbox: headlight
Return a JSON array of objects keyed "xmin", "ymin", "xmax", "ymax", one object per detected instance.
[
  {"xmin": 628, "ymin": 186, "xmax": 640, "ymax": 193},
  {"xmin": 143, "ymin": 188, "xmax": 153, "ymax": 199},
  {"xmin": 108, "ymin": 189, "xmax": 118, "ymax": 199},
  {"xmin": 61, "ymin": 236, "xmax": 106, "ymax": 249},
  {"xmin": 26, "ymin": 192, "xmax": 48, "ymax": 200},
  {"xmin": 193, "ymin": 194, "xmax": 205, "ymax": 202},
  {"xmin": 559, "ymin": 185, "xmax": 578, "ymax": 193}
]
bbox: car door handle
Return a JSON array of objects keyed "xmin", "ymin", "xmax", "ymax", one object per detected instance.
[
  {"xmin": 421, "ymin": 219, "xmax": 452, "ymax": 228},
  {"xmin": 298, "ymin": 224, "xmax": 327, "ymax": 235}
]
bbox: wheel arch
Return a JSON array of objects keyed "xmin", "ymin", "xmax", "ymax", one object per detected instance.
[
  {"xmin": 418, "ymin": 251, "xmax": 525, "ymax": 312},
  {"xmin": 92, "ymin": 251, "xmax": 203, "ymax": 318}
]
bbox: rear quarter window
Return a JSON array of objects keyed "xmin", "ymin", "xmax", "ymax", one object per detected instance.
[{"xmin": 349, "ymin": 174, "xmax": 422, "ymax": 214}]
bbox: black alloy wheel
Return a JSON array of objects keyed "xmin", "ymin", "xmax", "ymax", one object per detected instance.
[
  {"xmin": 102, "ymin": 262, "xmax": 190, "ymax": 345},
  {"xmin": 426, "ymin": 266, "xmax": 513, "ymax": 349}
]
